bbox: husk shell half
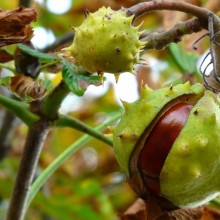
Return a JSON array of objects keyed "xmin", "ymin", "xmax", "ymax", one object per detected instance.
[{"xmin": 160, "ymin": 90, "xmax": 220, "ymax": 208}]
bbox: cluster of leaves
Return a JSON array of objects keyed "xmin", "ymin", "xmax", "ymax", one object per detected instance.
[
  {"xmin": 0, "ymin": 41, "xmax": 126, "ymax": 219},
  {"xmin": 0, "ymin": 43, "xmax": 102, "ymax": 99},
  {"xmin": 0, "ymin": 3, "xmax": 126, "ymax": 220}
]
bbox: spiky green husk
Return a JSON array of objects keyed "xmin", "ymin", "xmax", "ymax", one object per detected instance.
[
  {"xmin": 160, "ymin": 90, "xmax": 220, "ymax": 208},
  {"xmin": 113, "ymin": 82, "xmax": 220, "ymax": 208},
  {"xmin": 113, "ymin": 82, "xmax": 205, "ymax": 176},
  {"xmin": 64, "ymin": 7, "xmax": 144, "ymax": 74}
]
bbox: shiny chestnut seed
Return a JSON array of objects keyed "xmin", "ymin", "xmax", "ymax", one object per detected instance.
[{"xmin": 138, "ymin": 103, "xmax": 193, "ymax": 195}]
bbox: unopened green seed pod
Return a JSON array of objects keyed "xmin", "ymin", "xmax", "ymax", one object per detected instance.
[
  {"xmin": 63, "ymin": 7, "xmax": 145, "ymax": 74},
  {"xmin": 113, "ymin": 82, "xmax": 220, "ymax": 209}
]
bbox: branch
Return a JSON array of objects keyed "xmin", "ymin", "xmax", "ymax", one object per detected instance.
[
  {"xmin": 40, "ymin": 81, "xmax": 69, "ymax": 120},
  {"xmin": 40, "ymin": 62, "xmax": 89, "ymax": 120},
  {"xmin": 0, "ymin": 110, "xmax": 17, "ymax": 160},
  {"xmin": 0, "ymin": 94, "xmax": 39, "ymax": 126},
  {"xmin": 127, "ymin": 0, "xmax": 210, "ymax": 26},
  {"xmin": 26, "ymin": 112, "xmax": 122, "ymax": 211},
  {"xmin": 142, "ymin": 18, "xmax": 202, "ymax": 51},
  {"xmin": 54, "ymin": 114, "xmax": 113, "ymax": 146},
  {"xmin": 126, "ymin": 0, "xmax": 220, "ymax": 90},
  {"xmin": 6, "ymin": 120, "xmax": 49, "ymax": 220},
  {"xmin": 41, "ymin": 32, "xmax": 74, "ymax": 53},
  {"xmin": 209, "ymin": 14, "xmax": 220, "ymax": 81}
]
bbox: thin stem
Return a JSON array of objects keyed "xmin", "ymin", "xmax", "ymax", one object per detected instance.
[
  {"xmin": 54, "ymin": 114, "xmax": 113, "ymax": 146},
  {"xmin": 142, "ymin": 18, "xmax": 202, "ymax": 51},
  {"xmin": 6, "ymin": 120, "xmax": 49, "ymax": 220},
  {"xmin": 0, "ymin": 94, "xmax": 39, "ymax": 126},
  {"xmin": 127, "ymin": 0, "xmax": 210, "ymax": 25},
  {"xmin": 0, "ymin": 110, "xmax": 17, "ymax": 160},
  {"xmin": 41, "ymin": 32, "xmax": 74, "ymax": 53},
  {"xmin": 211, "ymin": 198, "xmax": 220, "ymax": 207},
  {"xmin": 209, "ymin": 14, "xmax": 220, "ymax": 80},
  {"xmin": 41, "ymin": 61, "xmax": 87, "ymax": 120},
  {"xmin": 26, "ymin": 112, "xmax": 121, "ymax": 211},
  {"xmin": 36, "ymin": 60, "xmax": 60, "ymax": 76},
  {"xmin": 127, "ymin": 0, "xmax": 220, "ymax": 91},
  {"xmin": 41, "ymin": 81, "xmax": 69, "ymax": 120}
]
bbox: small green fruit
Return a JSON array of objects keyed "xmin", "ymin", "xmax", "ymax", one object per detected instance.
[
  {"xmin": 113, "ymin": 82, "xmax": 220, "ymax": 209},
  {"xmin": 63, "ymin": 7, "xmax": 144, "ymax": 74}
]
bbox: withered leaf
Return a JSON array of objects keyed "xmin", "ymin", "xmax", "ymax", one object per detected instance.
[
  {"xmin": 120, "ymin": 197, "xmax": 204, "ymax": 220},
  {"xmin": 0, "ymin": 49, "xmax": 14, "ymax": 63},
  {"xmin": 0, "ymin": 6, "xmax": 37, "ymax": 47},
  {"xmin": 120, "ymin": 199, "xmax": 147, "ymax": 220}
]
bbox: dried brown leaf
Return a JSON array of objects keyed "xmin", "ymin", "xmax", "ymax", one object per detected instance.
[
  {"xmin": 157, "ymin": 207, "xmax": 204, "ymax": 220},
  {"xmin": 120, "ymin": 196, "xmax": 204, "ymax": 220},
  {"xmin": 120, "ymin": 199, "xmax": 147, "ymax": 220},
  {"xmin": 0, "ymin": 6, "xmax": 37, "ymax": 46},
  {"xmin": 200, "ymin": 206, "xmax": 220, "ymax": 220},
  {"xmin": 0, "ymin": 49, "xmax": 14, "ymax": 63}
]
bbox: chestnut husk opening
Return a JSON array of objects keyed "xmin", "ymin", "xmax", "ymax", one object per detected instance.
[{"xmin": 128, "ymin": 94, "xmax": 201, "ymax": 211}]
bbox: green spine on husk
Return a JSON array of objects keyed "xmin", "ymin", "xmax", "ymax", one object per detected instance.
[
  {"xmin": 113, "ymin": 82, "xmax": 205, "ymax": 176},
  {"xmin": 160, "ymin": 90, "xmax": 220, "ymax": 208},
  {"xmin": 63, "ymin": 7, "xmax": 145, "ymax": 74}
]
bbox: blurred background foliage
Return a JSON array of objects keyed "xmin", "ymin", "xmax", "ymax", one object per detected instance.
[{"xmin": 0, "ymin": 0, "xmax": 220, "ymax": 219}]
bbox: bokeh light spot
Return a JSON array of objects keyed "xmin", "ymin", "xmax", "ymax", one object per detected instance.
[
  {"xmin": 46, "ymin": 0, "xmax": 72, "ymax": 14},
  {"xmin": 31, "ymin": 27, "xmax": 56, "ymax": 49}
]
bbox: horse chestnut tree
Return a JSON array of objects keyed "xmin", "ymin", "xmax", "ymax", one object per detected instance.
[{"xmin": 113, "ymin": 82, "xmax": 220, "ymax": 210}]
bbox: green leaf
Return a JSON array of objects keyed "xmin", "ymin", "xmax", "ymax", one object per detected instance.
[
  {"xmin": 17, "ymin": 44, "xmax": 59, "ymax": 62},
  {"xmin": 168, "ymin": 43, "xmax": 197, "ymax": 73},
  {"xmin": 41, "ymin": 79, "xmax": 53, "ymax": 90},
  {"xmin": 0, "ymin": 76, "xmax": 11, "ymax": 87},
  {"xmin": 62, "ymin": 59, "xmax": 102, "ymax": 96}
]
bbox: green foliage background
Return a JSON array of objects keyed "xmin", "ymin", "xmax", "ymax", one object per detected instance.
[{"xmin": 0, "ymin": 0, "xmax": 219, "ymax": 219}]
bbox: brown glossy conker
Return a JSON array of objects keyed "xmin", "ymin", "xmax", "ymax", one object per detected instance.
[{"xmin": 138, "ymin": 103, "xmax": 193, "ymax": 195}]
